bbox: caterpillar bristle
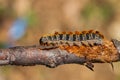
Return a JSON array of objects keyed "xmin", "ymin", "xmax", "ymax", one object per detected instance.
[
  {"xmin": 100, "ymin": 34, "xmax": 104, "ymax": 38},
  {"xmin": 75, "ymin": 31, "xmax": 80, "ymax": 34},
  {"xmin": 54, "ymin": 31, "xmax": 59, "ymax": 35},
  {"xmin": 82, "ymin": 31, "xmax": 88, "ymax": 34},
  {"xmin": 39, "ymin": 30, "xmax": 104, "ymax": 49},
  {"xmin": 69, "ymin": 32, "xmax": 73, "ymax": 34},
  {"xmin": 99, "ymin": 34, "xmax": 104, "ymax": 38},
  {"xmin": 62, "ymin": 32, "xmax": 66, "ymax": 34},
  {"xmin": 88, "ymin": 30, "xmax": 94, "ymax": 33},
  {"xmin": 95, "ymin": 31, "xmax": 100, "ymax": 34}
]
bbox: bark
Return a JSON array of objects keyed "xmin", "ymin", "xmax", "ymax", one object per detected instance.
[{"xmin": 0, "ymin": 39, "xmax": 119, "ymax": 70}]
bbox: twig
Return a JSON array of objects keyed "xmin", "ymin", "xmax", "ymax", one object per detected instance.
[
  {"xmin": 0, "ymin": 45, "xmax": 86, "ymax": 67},
  {"xmin": 0, "ymin": 39, "xmax": 119, "ymax": 70}
]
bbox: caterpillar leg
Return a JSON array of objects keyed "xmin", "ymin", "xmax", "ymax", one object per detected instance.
[
  {"xmin": 87, "ymin": 40, "xmax": 94, "ymax": 46},
  {"xmin": 65, "ymin": 41, "xmax": 74, "ymax": 46},
  {"xmin": 73, "ymin": 42, "xmax": 82, "ymax": 47},
  {"xmin": 81, "ymin": 41, "xmax": 89, "ymax": 46}
]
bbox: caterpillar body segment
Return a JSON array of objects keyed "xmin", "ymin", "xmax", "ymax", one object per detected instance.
[{"xmin": 39, "ymin": 30, "xmax": 104, "ymax": 49}]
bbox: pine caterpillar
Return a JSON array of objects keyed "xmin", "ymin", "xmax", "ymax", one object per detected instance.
[{"xmin": 39, "ymin": 30, "xmax": 104, "ymax": 49}]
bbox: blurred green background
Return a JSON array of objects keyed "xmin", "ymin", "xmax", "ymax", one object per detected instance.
[{"xmin": 0, "ymin": 0, "xmax": 120, "ymax": 80}]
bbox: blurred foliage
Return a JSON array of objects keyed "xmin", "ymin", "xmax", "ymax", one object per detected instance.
[
  {"xmin": 81, "ymin": 1, "xmax": 114, "ymax": 22},
  {"xmin": 0, "ymin": 6, "xmax": 9, "ymax": 26},
  {"xmin": 1, "ymin": 66, "xmax": 12, "ymax": 75},
  {"xmin": 0, "ymin": 5, "xmax": 13, "ymax": 18},
  {"xmin": 26, "ymin": 10, "xmax": 38, "ymax": 27},
  {"xmin": 0, "ymin": 42, "xmax": 7, "ymax": 48},
  {"xmin": 116, "ymin": 75, "xmax": 120, "ymax": 80}
]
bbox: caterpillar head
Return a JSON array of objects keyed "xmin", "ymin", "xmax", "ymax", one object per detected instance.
[{"xmin": 39, "ymin": 36, "xmax": 48, "ymax": 44}]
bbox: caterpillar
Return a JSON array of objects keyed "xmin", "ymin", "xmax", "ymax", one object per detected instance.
[{"xmin": 39, "ymin": 30, "xmax": 104, "ymax": 49}]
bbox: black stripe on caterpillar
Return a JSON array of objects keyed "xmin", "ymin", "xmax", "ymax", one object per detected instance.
[{"xmin": 39, "ymin": 30, "xmax": 104, "ymax": 49}]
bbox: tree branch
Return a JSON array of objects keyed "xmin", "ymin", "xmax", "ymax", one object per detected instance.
[
  {"xmin": 0, "ymin": 39, "xmax": 120, "ymax": 70},
  {"xmin": 0, "ymin": 45, "xmax": 86, "ymax": 67}
]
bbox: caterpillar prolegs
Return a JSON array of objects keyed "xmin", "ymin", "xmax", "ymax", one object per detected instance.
[{"xmin": 39, "ymin": 30, "xmax": 104, "ymax": 49}]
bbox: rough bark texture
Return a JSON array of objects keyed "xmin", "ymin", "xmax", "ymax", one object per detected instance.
[
  {"xmin": 0, "ymin": 45, "xmax": 86, "ymax": 67},
  {"xmin": 0, "ymin": 39, "xmax": 119, "ymax": 69}
]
